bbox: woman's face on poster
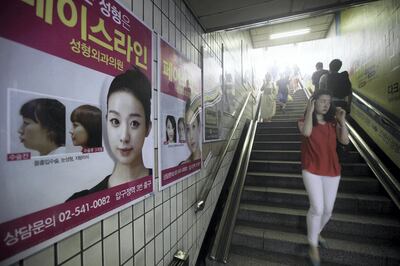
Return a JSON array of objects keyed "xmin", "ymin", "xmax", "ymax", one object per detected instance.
[
  {"xmin": 18, "ymin": 117, "xmax": 50, "ymax": 151},
  {"xmin": 166, "ymin": 119, "xmax": 175, "ymax": 142},
  {"xmin": 185, "ymin": 110, "xmax": 200, "ymax": 154},
  {"xmin": 107, "ymin": 91, "xmax": 148, "ymax": 165},
  {"xmin": 70, "ymin": 122, "xmax": 89, "ymax": 147},
  {"xmin": 178, "ymin": 120, "xmax": 185, "ymax": 141}
]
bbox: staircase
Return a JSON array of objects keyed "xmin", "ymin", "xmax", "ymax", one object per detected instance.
[{"xmin": 227, "ymin": 90, "xmax": 400, "ymax": 265}]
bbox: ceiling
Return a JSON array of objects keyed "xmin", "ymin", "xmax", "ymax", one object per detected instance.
[{"xmin": 183, "ymin": 0, "xmax": 377, "ymax": 48}]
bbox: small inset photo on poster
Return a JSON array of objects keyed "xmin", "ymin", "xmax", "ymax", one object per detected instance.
[
  {"xmin": 164, "ymin": 115, "xmax": 177, "ymax": 145},
  {"xmin": 68, "ymin": 104, "xmax": 103, "ymax": 154},
  {"xmin": 177, "ymin": 117, "xmax": 186, "ymax": 143},
  {"xmin": 8, "ymin": 89, "xmax": 67, "ymax": 159}
]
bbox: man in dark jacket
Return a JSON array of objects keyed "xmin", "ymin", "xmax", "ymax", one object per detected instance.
[
  {"xmin": 311, "ymin": 62, "xmax": 328, "ymax": 91},
  {"xmin": 319, "ymin": 59, "xmax": 352, "ymax": 113}
]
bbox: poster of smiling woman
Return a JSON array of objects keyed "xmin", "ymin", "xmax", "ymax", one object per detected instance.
[
  {"xmin": 158, "ymin": 38, "xmax": 202, "ymax": 190},
  {"xmin": 0, "ymin": 1, "xmax": 153, "ymax": 264}
]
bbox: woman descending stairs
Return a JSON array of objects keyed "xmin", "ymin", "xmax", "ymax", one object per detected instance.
[{"xmin": 227, "ymin": 90, "xmax": 400, "ymax": 265}]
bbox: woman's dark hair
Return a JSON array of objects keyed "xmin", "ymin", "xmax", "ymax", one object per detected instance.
[
  {"xmin": 309, "ymin": 89, "xmax": 336, "ymax": 126},
  {"xmin": 71, "ymin": 105, "xmax": 102, "ymax": 148},
  {"xmin": 20, "ymin": 98, "xmax": 65, "ymax": 146},
  {"xmin": 329, "ymin": 59, "xmax": 342, "ymax": 72},
  {"xmin": 107, "ymin": 67, "xmax": 151, "ymax": 129},
  {"xmin": 166, "ymin": 115, "xmax": 177, "ymax": 142}
]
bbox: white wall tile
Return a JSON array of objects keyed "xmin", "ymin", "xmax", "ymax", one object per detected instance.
[
  {"xmin": 170, "ymin": 196, "xmax": 177, "ymax": 222},
  {"xmin": 170, "ymin": 220, "xmax": 177, "ymax": 248},
  {"xmin": 120, "ymin": 206, "xmax": 133, "ymax": 227},
  {"xmin": 162, "ymin": 14, "xmax": 169, "ymax": 39},
  {"xmin": 57, "ymin": 232, "xmax": 80, "ymax": 264},
  {"xmin": 24, "ymin": 245, "xmax": 54, "ymax": 266},
  {"xmin": 61, "ymin": 254, "xmax": 81, "ymax": 266},
  {"xmin": 134, "ymin": 215, "xmax": 145, "ymax": 253},
  {"xmin": 133, "ymin": 201, "xmax": 144, "ymax": 220},
  {"xmin": 155, "ymin": 204, "xmax": 163, "ymax": 235},
  {"xmin": 145, "ymin": 195, "xmax": 154, "ymax": 212},
  {"xmin": 132, "ymin": 0, "xmax": 143, "ymax": 19},
  {"xmin": 143, "ymin": 0, "xmax": 153, "ymax": 28},
  {"xmin": 146, "ymin": 239, "xmax": 155, "ymax": 266},
  {"xmin": 103, "ymin": 232, "xmax": 119, "ymax": 266},
  {"xmin": 134, "ymin": 247, "xmax": 145, "ymax": 266},
  {"xmin": 155, "ymin": 232, "xmax": 163, "ymax": 263},
  {"xmin": 163, "ymin": 199, "xmax": 171, "ymax": 227},
  {"xmin": 154, "ymin": 7, "xmax": 162, "ymax": 34},
  {"xmin": 163, "ymin": 225, "xmax": 170, "ymax": 255},
  {"xmin": 120, "ymin": 224, "xmax": 133, "ymax": 264},
  {"xmin": 145, "ymin": 209, "xmax": 155, "ymax": 243},
  {"xmin": 83, "ymin": 242, "xmax": 102, "ymax": 266},
  {"xmin": 103, "ymin": 213, "xmax": 118, "ymax": 237},
  {"xmin": 123, "ymin": 257, "xmax": 134, "ymax": 266}
]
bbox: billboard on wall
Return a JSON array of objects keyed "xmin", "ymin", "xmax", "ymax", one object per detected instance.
[
  {"xmin": 223, "ymin": 47, "xmax": 238, "ymax": 116},
  {"xmin": 203, "ymin": 45, "xmax": 224, "ymax": 141},
  {"xmin": 158, "ymin": 38, "xmax": 202, "ymax": 189},
  {"xmin": 0, "ymin": 0, "xmax": 153, "ymax": 264}
]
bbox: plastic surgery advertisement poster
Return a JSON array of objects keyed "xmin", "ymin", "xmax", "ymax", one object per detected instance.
[
  {"xmin": 0, "ymin": 1, "xmax": 153, "ymax": 264},
  {"xmin": 203, "ymin": 45, "xmax": 224, "ymax": 142},
  {"xmin": 158, "ymin": 38, "xmax": 202, "ymax": 189}
]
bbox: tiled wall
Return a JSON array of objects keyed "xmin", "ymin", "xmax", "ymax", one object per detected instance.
[{"xmin": 11, "ymin": 0, "xmax": 255, "ymax": 265}]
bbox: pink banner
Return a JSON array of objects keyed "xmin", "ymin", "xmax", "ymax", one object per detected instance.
[
  {"xmin": 161, "ymin": 159, "xmax": 201, "ymax": 187},
  {"xmin": 0, "ymin": 0, "xmax": 152, "ymax": 79},
  {"xmin": 0, "ymin": 175, "xmax": 152, "ymax": 261}
]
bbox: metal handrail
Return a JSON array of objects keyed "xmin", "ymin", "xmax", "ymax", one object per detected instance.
[
  {"xmin": 352, "ymin": 93, "xmax": 400, "ymax": 133},
  {"xmin": 302, "ymin": 86, "xmax": 400, "ymax": 210},
  {"xmin": 209, "ymin": 120, "xmax": 254, "ymax": 261},
  {"xmin": 195, "ymin": 92, "xmax": 252, "ymax": 212},
  {"xmin": 209, "ymin": 90, "xmax": 262, "ymax": 262},
  {"xmin": 347, "ymin": 124, "xmax": 400, "ymax": 210}
]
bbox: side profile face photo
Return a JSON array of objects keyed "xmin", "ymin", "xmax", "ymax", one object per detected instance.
[
  {"xmin": 177, "ymin": 117, "xmax": 185, "ymax": 143},
  {"xmin": 184, "ymin": 99, "xmax": 201, "ymax": 162},
  {"xmin": 70, "ymin": 105, "xmax": 102, "ymax": 148},
  {"xmin": 165, "ymin": 115, "xmax": 177, "ymax": 144},
  {"xmin": 18, "ymin": 98, "xmax": 66, "ymax": 156}
]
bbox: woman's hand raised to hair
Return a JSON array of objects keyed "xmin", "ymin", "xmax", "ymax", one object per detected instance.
[
  {"xmin": 306, "ymin": 97, "xmax": 315, "ymax": 114},
  {"xmin": 335, "ymin": 107, "xmax": 346, "ymax": 125}
]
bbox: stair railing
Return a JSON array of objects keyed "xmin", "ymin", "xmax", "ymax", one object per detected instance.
[
  {"xmin": 302, "ymin": 86, "xmax": 400, "ymax": 210},
  {"xmin": 195, "ymin": 92, "xmax": 253, "ymax": 212},
  {"xmin": 208, "ymin": 91, "xmax": 262, "ymax": 263}
]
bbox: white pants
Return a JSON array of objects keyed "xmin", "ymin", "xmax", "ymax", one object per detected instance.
[{"xmin": 302, "ymin": 170, "xmax": 340, "ymax": 246}]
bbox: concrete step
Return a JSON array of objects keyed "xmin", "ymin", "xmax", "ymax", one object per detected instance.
[
  {"xmin": 237, "ymin": 203, "xmax": 400, "ymax": 241},
  {"xmin": 241, "ymin": 186, "xmax": 396, "ymax": 215},
  {"xmin": 257, "ymin": 121, "xmax": 298, "ymax": 128},
  {"xmin": 248, "ymin": 160, "xmax": 372, "ymax": 176},
  {"xmin": 250, "ymin": 150, "xmax": 363, "ymax": 162},
  {"xmin": 252, "ymin": 141, "xmax": 301, "ymax": 150},
  {"xmin": 245, "ymin": 172, "xmax": 383, "ymax": 194},
  {"xmin": 254, "ymin": 133, "xmax": 301, "ymax": 141},
  {"xmin": 231, "ymin": 224, "xmax": 400, "ymax": 266},
  {"xmin": 256, "ymin": 127, "xmax": 299, "ymax": 134}
]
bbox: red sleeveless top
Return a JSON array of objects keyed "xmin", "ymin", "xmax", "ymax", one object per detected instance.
[{"xmin": 299, "ymin": 119, "xmax": 341, "ymax": 176}]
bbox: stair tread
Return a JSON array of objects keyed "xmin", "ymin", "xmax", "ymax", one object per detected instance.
[
  {"xmin": 246, "ymin": 171, "xmax": 377, "ymax": 181},
  {"xmin": 249, "ymin": 159, "xmax": 366, "ymax": 166},
  {"xmin": 226, "ymin": 253, "xmax": 288, "ymax": 266},
  {"xmin": 243, "ymin": 186, "xmax": 390, "ymax": 202},
  {"xmin": 239, "ymin": 203, "xmax": 400, "ymax": 226},
  {"xmin": 234, "ymin": 224, "xmax": 400, "ymax": 259}
]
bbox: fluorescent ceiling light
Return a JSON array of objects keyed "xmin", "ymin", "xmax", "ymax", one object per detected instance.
[{"xmin": 270, "ymin": 28, "xmax": 311, "ymax": 39}]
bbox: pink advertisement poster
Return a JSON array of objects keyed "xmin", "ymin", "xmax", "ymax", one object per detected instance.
[
  {"xmin": 0, "ymin": 0, "xmax": 153, "ymax": 264},
  {"xmin": 158, "ymin": 38, "xmax": 202, "ymax": 189}
]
